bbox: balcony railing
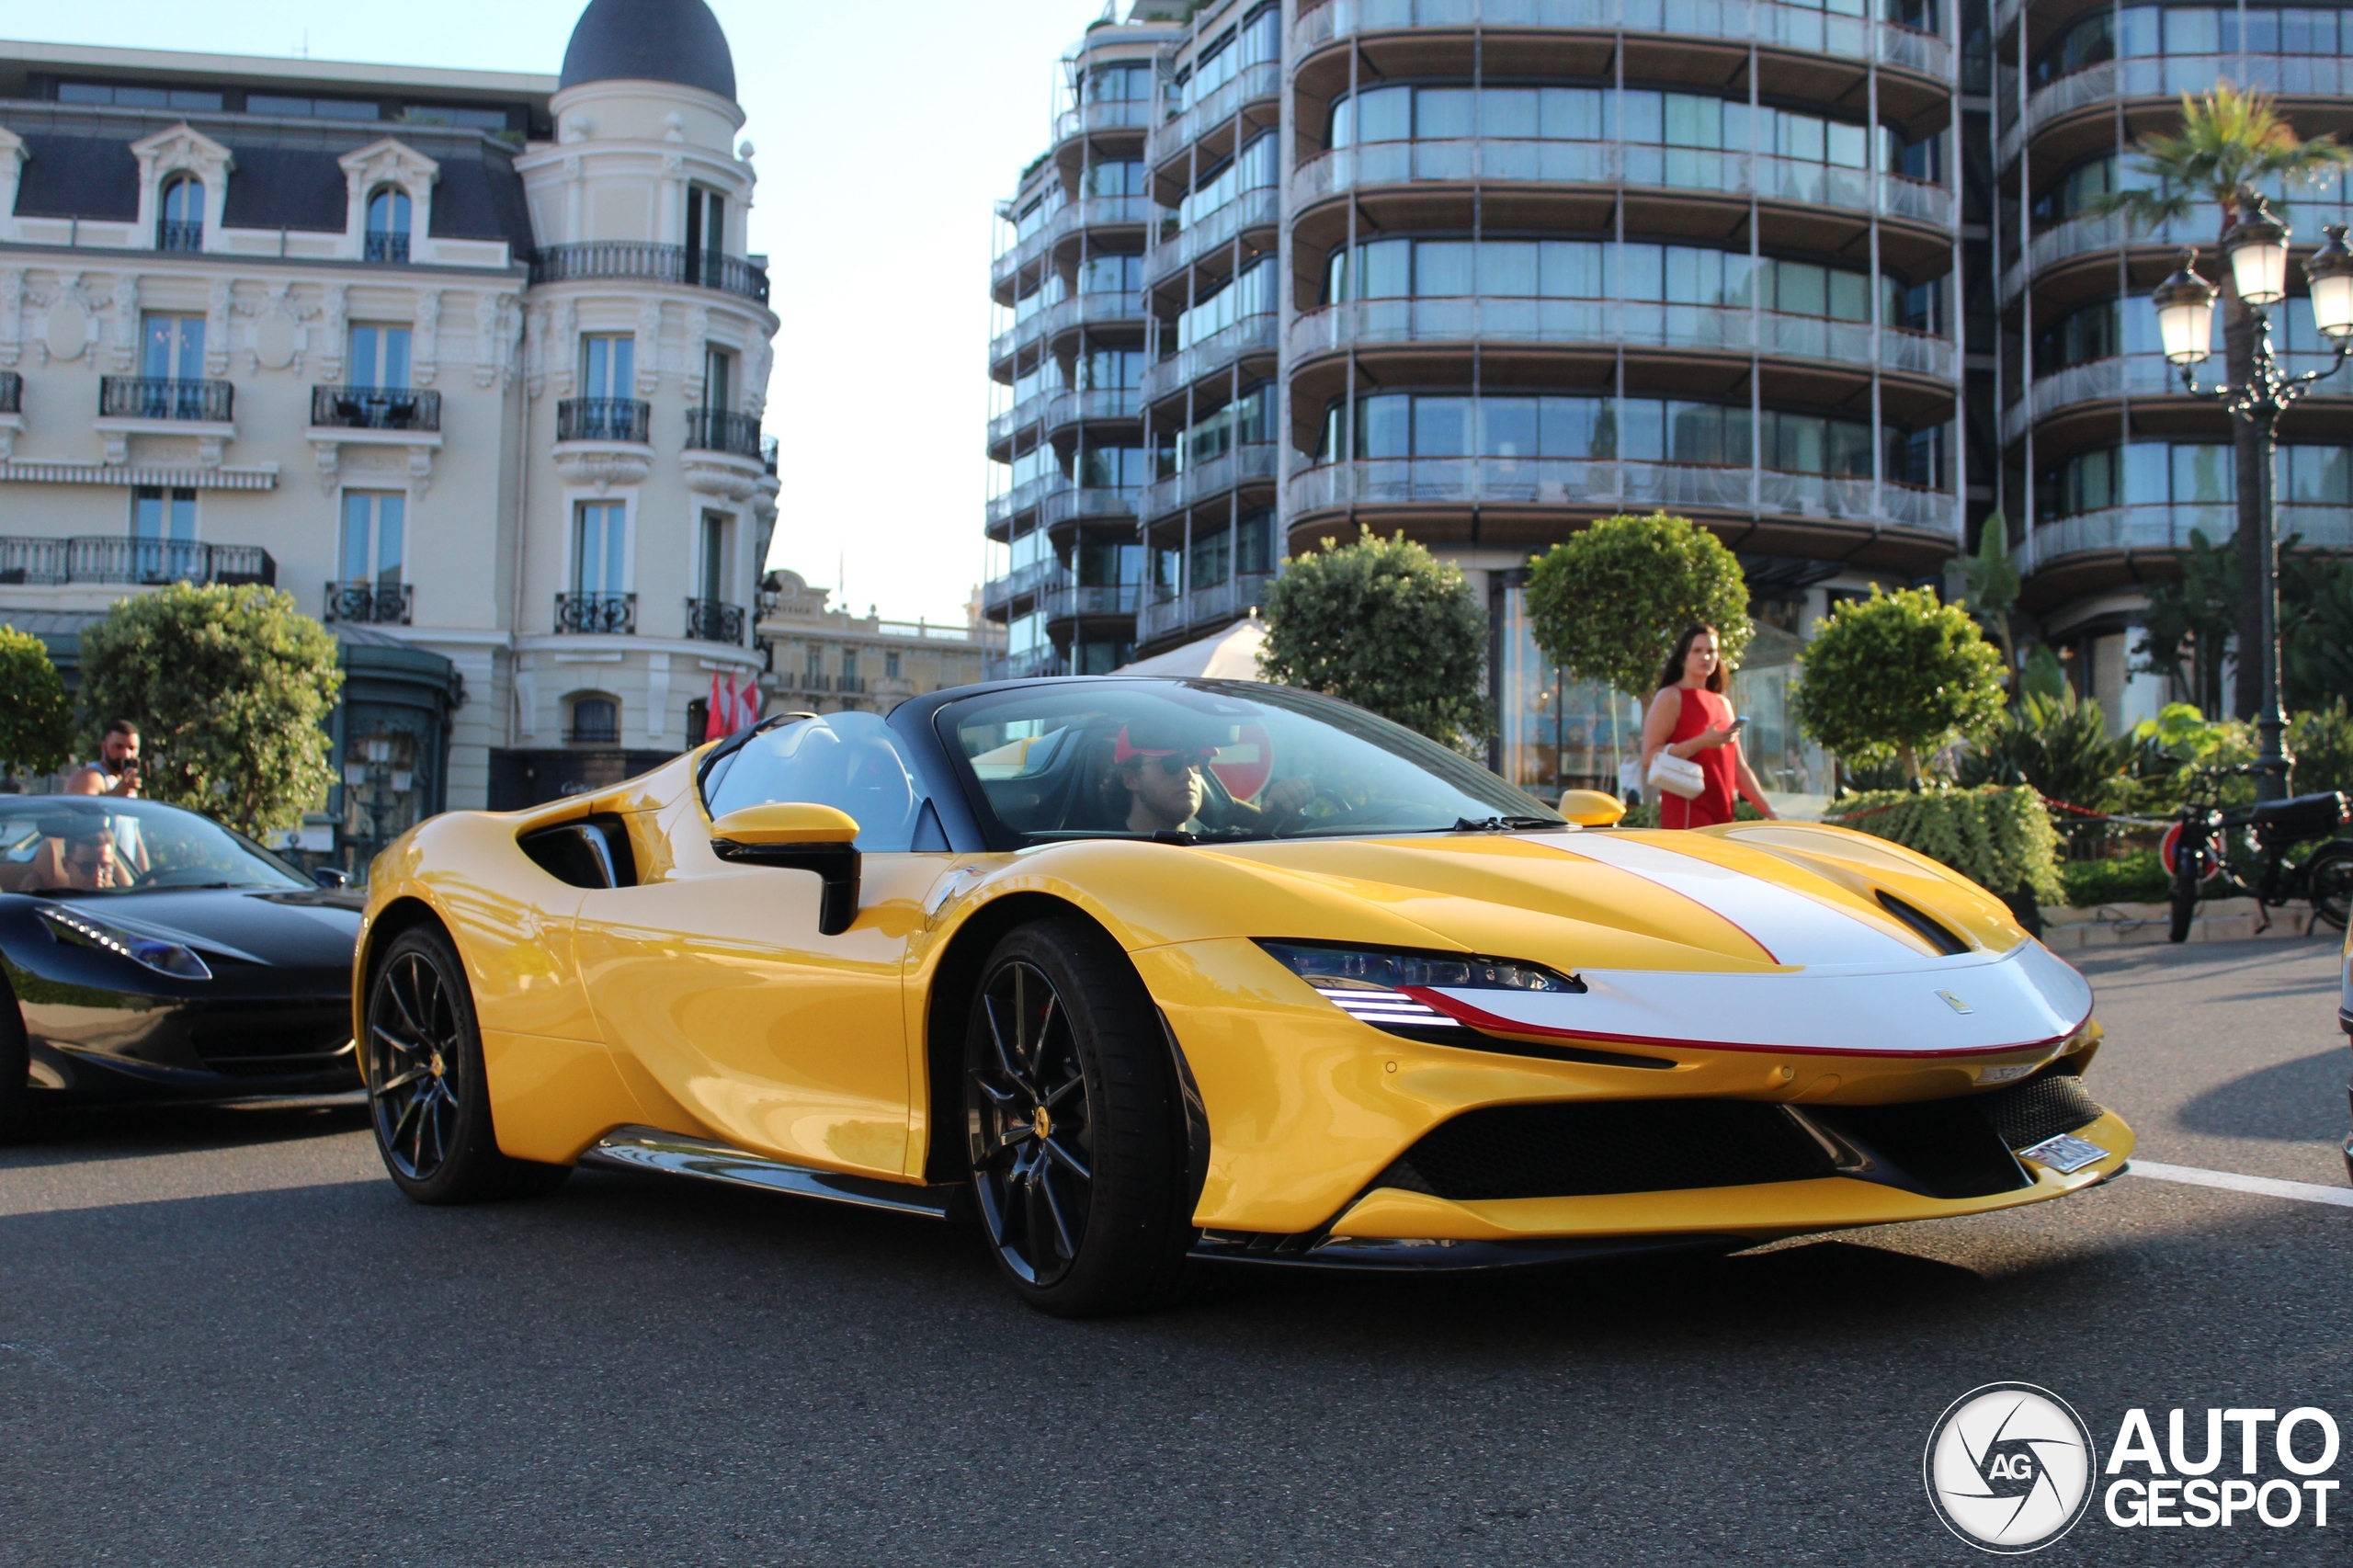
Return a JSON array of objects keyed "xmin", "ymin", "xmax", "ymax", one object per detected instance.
[
  {"xmin": 530, "ymin": 242, "xmax": 770, "ymax": 304},
  {"xmin": 1140, "ymin": 444, "xmax": 1282, "ymax": 521},
  {"xmin": 2001, "ymin": 56, "xmax": 2353, "ymax": 171},
  {"xmin": 554, "ymin": 591, "xmax": 637, "ymax": 635},
  {"xmin": 686, "ymin": 408, "xmax": 764, "ymax": 459},
  {"xmin": 1144, "ymin": 187, "xmax": 1281, "ymax": 289},
  {"xmin": 311, "ymin": 385, "xmax": 441, "ymax": 432},
  {"xmin": 156, "ymin": 220, "xmax": 203, "ymax": 253},
  {"xmin": 990, "ymin": 290, "xmax": 1150, "ymax": 368},
  {"xmin": 324, "ymin": 581, "xmax": 414, "ymax": 625},
  {"xmin": 364, "ymin": 230, "xmax": 411, "ymax": 265},
  {"xmin": 1041, "ymin": 583, "xmax": 1143, "ymax": 623},
  {"xmin": 987, "ymin": 472, "xmax": 1070, "ymax": 528},
  {"xmin": 835, "ymin": 675, "xmax": 869, "ymax": 694},
  {"xmin": 1286, "ymin": 457, "xmax": 1960, "ymax": 536},
  {"xmin": 985, "ymin": 646, "xmax": 1067, "ymax": 681},
  {"xmin": 99, "ymin": 377, "xmax": 233, "ymax": 423},
  {"xmin": 1143, "ymin": 573, "xmax": 1278, "ymax": 640},
  {"xmin": 1152, "ymin": 61, "xmax": 1284, "ymax": 169},
  {"xmin": 984, "ymin": 558, "xmax": 1064, "ymax": 612},
  {"xmin": 2030, "ymin": 503, "xmax": 2353, "ymax": 566},
  {"xmin": 1141, "ymin": 314, "xmax": 1280, "ymax": 405},
  {"xmin": 557, "ymin": 398, "xmax": 652, "ymax": 444},
  {"xmin": 0, "ymin": 370, "xmax": 18, "ymax": 415},
  {"xmin": 686, "ymin": 597, "xmax": 745, "ymax": 644},
  {"xmin": 1293, "ymin": 0, "xmax": 1951, "ymax": 80},
  {"xmin": 0, "ymin": 536, "xmax": 274, "ymax": 587},
  {"xmin": 1997, "ymin": 351, "xmax": 2348, "ymax": 444}
]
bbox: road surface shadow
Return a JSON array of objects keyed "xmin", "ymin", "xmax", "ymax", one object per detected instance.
[
  {"xmin": 0, "ymin": 1096, "xmax": 369, "ymax": 1167},
  {"xmin": 2173, "ymin": 1047, "xmax": 2348, "ymax": 1142}
]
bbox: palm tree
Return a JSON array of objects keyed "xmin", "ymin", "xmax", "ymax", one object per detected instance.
[{"xmin": 2088, "ymin": 84, "xmax": 2350, "ymax": 721}]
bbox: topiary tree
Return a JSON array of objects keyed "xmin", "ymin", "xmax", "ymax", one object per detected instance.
[
  {"xmin": 77, "ymin": 585, "xmax": 344, "ymax": 838},
  {"xmin": 1793, "ymin": 585, "xmax": 2007, "ymax": 786},
  {"xmin": 1522, "ymin": 512, "xmax": 1753, "ymax": 701},
  {"xmin": 0, "ymin": 625, "xmax": 73, "ymax": 788},
  {"xmin": 1258, "ymin": 528, "xmax": 1492, "ymax": 748}
]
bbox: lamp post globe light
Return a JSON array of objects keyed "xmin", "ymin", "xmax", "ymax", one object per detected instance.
[{"xmin": 2153, "ymin": 201, "xmax": 2353, "ymax": 802}]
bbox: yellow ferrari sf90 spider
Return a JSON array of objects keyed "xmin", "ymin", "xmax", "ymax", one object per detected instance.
[{"xmin": 356, "ymin": 677, "xmax": 2131, "ymax": 1315}]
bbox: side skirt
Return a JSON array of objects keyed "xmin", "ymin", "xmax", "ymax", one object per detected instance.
[
  {"xmin": 1189, "ymin": 1230, "xmax": 1746, "ymax": 1273},
  {"xmin": 580, "ymin": 1126, "xmax": 960, "ymax": 1220}
]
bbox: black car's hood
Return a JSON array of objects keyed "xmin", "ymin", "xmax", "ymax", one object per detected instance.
[{"xmin": 24, "ymin": 887, "xmax": 361, "ymax": 970}]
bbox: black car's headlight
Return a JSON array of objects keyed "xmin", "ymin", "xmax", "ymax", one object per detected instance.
[
  {"xmin": 1256, "ymin": 939, "xmax": 1582, "ymax": 1038},
  {"xmin": 37, "ymin": 904, "xmax": 213, "ymax": 981}
]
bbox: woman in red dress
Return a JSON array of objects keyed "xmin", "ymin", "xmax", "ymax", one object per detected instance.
[{"xmin": 1637, "ymin": 623, "xmax": 1778, "ymax": 829}]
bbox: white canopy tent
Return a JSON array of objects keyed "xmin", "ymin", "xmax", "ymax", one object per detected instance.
[{"xmin": 1112, "ymin": 617, "xmax": 1268, "ymax": 681}]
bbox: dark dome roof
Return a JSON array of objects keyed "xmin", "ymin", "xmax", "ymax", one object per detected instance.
[{"xmin": 559, "ymin": 0, "xmax": 736, "ymax": 101}]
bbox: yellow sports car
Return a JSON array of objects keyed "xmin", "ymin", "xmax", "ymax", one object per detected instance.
[{"xmin": 356, "ymin": 677, "xmax": 2132, "ymax": 1315}]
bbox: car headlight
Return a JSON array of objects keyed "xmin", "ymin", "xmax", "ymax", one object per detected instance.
[
  {"xmin": 36, "ymin": 904, "xmax": 213, "ymax": 981},
  {"xmin": 1256, "ymin": 939, "xmax": 1583, "ymax": 1038}
]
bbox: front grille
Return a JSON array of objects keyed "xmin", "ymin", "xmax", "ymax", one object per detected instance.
[
  {"xmin": 188, "ymin": 1006, "xmax": 354, "ymax": 1074},
  {"xmin": 1370, "ymin": 1072, "xmax": 2106, "ymax": 1208},
  {"xmin": 1977, "ymin": 1071, "xmax": 2105, "ymax": 1151},
  {"xmin": 1372, "ymin": 1101, "xmax": 1837, "ymax": 1201}
]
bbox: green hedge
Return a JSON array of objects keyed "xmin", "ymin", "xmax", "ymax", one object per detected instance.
[
  {"xmin": 1821, "ymin": 785, "xmax": 2064, "ymax": 906},
  {"xmin": 2058, "ymin": 849, "xmax": 2170, "ymax": 907}
]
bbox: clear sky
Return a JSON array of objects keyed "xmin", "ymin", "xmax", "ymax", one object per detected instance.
[{"xmin": 0, "ymin": 0, "xmax": 1104, "ymax": 626}]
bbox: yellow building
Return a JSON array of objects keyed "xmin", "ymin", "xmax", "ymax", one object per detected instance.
[{"xmin": 754, "ymin": 569, "xmax": 1000, "ymax": 716}]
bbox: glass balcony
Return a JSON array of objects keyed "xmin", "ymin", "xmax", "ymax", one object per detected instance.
[
  {"xmin": 1140, "ymin": 313, "xmax": 1279, "ymax": 405},
  {"xmin": 986, "ymin": 645, "xmax": 1068, "ymax": 681},
  {"xmin": 1139, "ymin": 443, "xmax": 1281, "ymax": 521},
  {"xmin": 1141, "ymin": 573, "xmax": 1277, "ymax": 641},
  {"xmin": 685, "ymin": 597, "xmax": 745, "ymax": 643},
  {"xmin": 1999, "ymin": 352, "xmax": 2349, "ymax": 444},
  {"xmin": 0, "ymin": 536, "xmax": 274, "ymax": 587},
  {"xmin": 687, "ymin": 408, "xmax": 764, "ymax": 459},
  {"xmin": 554, "ymin": 591, "xmax": 637, "ymax": 635},
  {"xmin": 2002, "ymin": 201, "xmax": 2353, "ymax": 302},
  {"xmin": 311, "ymin": 386, "xmax": 441, "ymax": 431},
  {"xmin": 557, "ymin": 398, "xmax": 652, "ymax": 444},
  {"xmin": 1288, "ymin": 298, "xmax": 1957, "ymax": 380},
  {"xmin": 1039, "ymin": 483, "xmax": 1140, "ymax": 529},
  {"xmin": 1293, "ymin": 0, "xmax": 1951, "ymax": 80},
  {"xmin": 530, "ymin": 242, "xmax": 769, "ymax": 304},
  {"xmin": 983, "ymin": 558, "xmax": 1066, "ymax": 612},
  {"xmin": 324, "ymin": 581, "xmax": 414, "ymax": 625},
  {"xmin": 1055, "ymin": 97, "xmax": 1153, "ymax": 143},
  {"xmin": 1142, "ymin": 187, "xmax": 1280, "ymax": 290},
  {"xmin": 2030, "ymin": 503, "xmax": 2353, "ymax": 564},
  {"xmin": 1150, "ymin": 60, "xmax": 1283, "ymax": 167},
  {"xmin": 986, "ymin": 472, "xmax": 1069, "ymax": 528},
  {"xmin": 1040, "ymin": 583, "xmax": 1144, "ymax": 624},
  {"xmin": 990, "ymin": 290, "xmax": 1149, "ymax": 368},
  {"xmin": 1287, "ymin": 457, "xmax": 1958, "ymax": 536},
  {"xmin": 993, "ymin": 196, "xmax": 1158, "ymax": 293},
  {"xmin": 98, "ymin": 377, "xmax": 233, "ymax": 423},
  {"xmin": 2001, "ymin": 56, "xmax": 2353, "ymax": 171}
]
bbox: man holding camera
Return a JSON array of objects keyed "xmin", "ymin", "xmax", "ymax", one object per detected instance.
[{"xmin": 63, "ymin": 720, "xmax": 141, "ymax": 799}]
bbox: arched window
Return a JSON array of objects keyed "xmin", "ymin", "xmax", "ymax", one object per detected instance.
[
  {"xmin": 565, "ymin": 694, "xmax": 620, "ymax": 745},
  {"xmin": 366, "ymin": 187, "xmax": 412, "ymax": 264},
  {"xmin": 158, "ymin": 176, "xmax": 203, "ymax": 252}
]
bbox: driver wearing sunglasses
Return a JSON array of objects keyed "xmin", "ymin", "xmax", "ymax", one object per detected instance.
[{"xmin": 1106, "ymin": 721, "xmax": 1314, "ymax": 836}]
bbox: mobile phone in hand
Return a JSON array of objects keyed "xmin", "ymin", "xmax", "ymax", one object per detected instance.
[{"xmin": 1727, "ymin": 716, "xmax": 1749, "ymax": 734}]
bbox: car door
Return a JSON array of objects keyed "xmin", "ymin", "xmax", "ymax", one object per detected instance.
[{"xmin": 573, "ymin": 714, "xmax": 952, "ymax": 1178}]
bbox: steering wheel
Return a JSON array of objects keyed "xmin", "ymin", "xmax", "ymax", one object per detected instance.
[{"xmin": 1278, "ymin": 792, "xmax": 1418, "ymax": 835}]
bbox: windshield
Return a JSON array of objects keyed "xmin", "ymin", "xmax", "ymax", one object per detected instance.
[
  {"xmin": 939, "ymin": 680, "xmax": 1562, "ymax": 846},
  {"xmin": 0, "ymin": 798, "xmax": 311, "ymax": 895}
]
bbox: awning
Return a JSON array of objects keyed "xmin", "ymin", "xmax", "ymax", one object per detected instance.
[{"xmin": 1114, "ymin": 617, "xmax": 1268, "ymax": 680}]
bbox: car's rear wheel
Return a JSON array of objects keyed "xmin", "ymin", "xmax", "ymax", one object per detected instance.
[
  {"xmin": 963, "ymin": 918, "xmax": 1192, "ymax": 1317},
  {"xmin": 365, "ymin": 926, "xmax": 569, "ymax": 1204},
  {"xmin": 0, "ymin": 978, "xmax": 33, "ymax": 1145}
]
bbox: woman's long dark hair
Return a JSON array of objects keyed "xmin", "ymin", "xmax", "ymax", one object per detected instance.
[{"xmin": 1656, "ymin": 623, "xmax": 1726, "ymax": 694}]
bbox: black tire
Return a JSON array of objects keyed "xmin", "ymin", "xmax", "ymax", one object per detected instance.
[
  {"xmin": 2169, "ymin": 842, "xmax": 2203, "ymax": 944},
  {"xmin": 963, "ymin": 917, "xmax": 1193, "ymax": 1317},
  {"xmin": 0, "ymin": 975, "xmax": 33, "ymax": 1145},
  {"xmin": 364, "ymin": 926, "xmax": 570, "ymax": 1204},
  {"xmin": 2309, "ymin": 844, "xmax": 2353, "ymax": 933}
]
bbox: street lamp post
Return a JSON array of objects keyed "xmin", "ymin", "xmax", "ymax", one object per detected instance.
[{"xmin": 2151, "ymin": 203, "xmax": 2353, "ymax": 802}]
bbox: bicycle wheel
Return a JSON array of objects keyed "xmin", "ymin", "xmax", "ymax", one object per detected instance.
[
  {"xmin": 2169, "ymin": 840, "xmax": 2205, "ymax": 944},
  {"xmin": 2308, "ymin": 843, "xmax": 2353, "ymax": 932}
]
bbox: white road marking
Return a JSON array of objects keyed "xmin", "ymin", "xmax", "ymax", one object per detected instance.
[{"xmin": 2127, "ymin": 1160, "xmax": 2353, "ymax": 1209}]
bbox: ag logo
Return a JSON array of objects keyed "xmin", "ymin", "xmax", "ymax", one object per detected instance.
[{"xmin": 1924, "ymin": 1382, "xmax": 2097, "ymax": 1553}]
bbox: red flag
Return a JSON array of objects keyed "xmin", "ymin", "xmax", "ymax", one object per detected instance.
[
  {"xmin": 704, "ymin": 671, "xmax": 727, "ymax": 742},
  {"xmin": 737, "ymin": 677, "xmax": 761, "ymax": 733}
]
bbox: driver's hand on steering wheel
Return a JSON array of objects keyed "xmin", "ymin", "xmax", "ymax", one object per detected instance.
[{"xmin": 1263, "ymin": 777, "xmax": 1315, "ymax": 817}]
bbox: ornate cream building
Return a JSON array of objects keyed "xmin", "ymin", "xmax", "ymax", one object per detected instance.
[{"xmin": 0, "ymin": 0, "xmax": 779, "ymax": 868}]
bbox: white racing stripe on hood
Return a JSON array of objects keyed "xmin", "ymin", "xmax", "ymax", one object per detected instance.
[
  {"xmin": 1529, "ymin": 832, "xmax": 1921, "ymax": 966},
  {"xmin": 1428, "ymin": 940, "xmax": 2095, "ymax": 1057}
]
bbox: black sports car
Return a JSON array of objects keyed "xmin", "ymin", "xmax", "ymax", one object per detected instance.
[{"xmin": 0, "ymin": 795, "xmax": 361, "ymax": 1137}]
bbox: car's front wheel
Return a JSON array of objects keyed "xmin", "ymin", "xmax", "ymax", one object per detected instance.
[
  {"xmin": 364, "ymin": 926, "xmax": 570, "ymax": 1204},
  {"xmin": 963, "ymin": 918, "xmax": 1193, "ymax": 1316}
]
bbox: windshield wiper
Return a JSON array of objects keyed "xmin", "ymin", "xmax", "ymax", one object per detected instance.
[{"xmin": 1451, "ymin": 815, "xmax": 1565, "ymax": 834}]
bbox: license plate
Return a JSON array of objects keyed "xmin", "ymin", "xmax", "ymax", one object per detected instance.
[{"xmin": 2020, "ymin": 1132, "xmax": 2107, "ymax": 1174}]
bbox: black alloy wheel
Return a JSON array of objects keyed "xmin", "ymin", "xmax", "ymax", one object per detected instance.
[
  {"xmin": 364, "ymin": 926, "xmax": 569, "ymax": 1204},
  {"xmin": 963, "ymin": 919, "xmax": 1194, "ymax": 1316}
]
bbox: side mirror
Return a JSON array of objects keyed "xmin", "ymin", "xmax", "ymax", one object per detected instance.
[
  {"xmin": 1557, "ymin": 790, "xmax": 1627, "ymax": 827},
  {"xmin": 710, "ymin": 803, "xmax": 862, "ymax": 936},
  {"xmin": 312, "ymin": 867, "xmax": 350, "ymax": 890}
]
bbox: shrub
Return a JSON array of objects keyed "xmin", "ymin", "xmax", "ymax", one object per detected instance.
[
  {"xmin": 2058, "ymin": 850, "xmax": 2170, "ymax": 908},
  {"xmin": 1521, "ymin": 512, "xmax": 1753, "ymax": 700},
  {"xmin": 1821, "ymin": 785, "xmax": 2064, "ymax": 906},
  {"xmin": 1259, "ymin": 528, "xmax": 1491, "ymax": 748},
  {"xmin": 1793, "ymin": 586, "xmax": 2008, "ymax": 784},
  {"xmin": 77, "ymin": 585, "xmax": 344, "ymax": 838},
  {"xmin": 2289, "ymin": 699, "xmax": 2353, "ymax": 797},
  {"xmin": 0, "ymin": 625, "xmax": 72, "ymax": 782}
]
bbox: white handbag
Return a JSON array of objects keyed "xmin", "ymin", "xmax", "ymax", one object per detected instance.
[{"xmin": 1646, "ymin": 750, "xmax": 1707, "ymax": 801}]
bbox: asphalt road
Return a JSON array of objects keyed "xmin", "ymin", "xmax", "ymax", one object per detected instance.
[{"xmin": 3, "ymin": 935, "xmax": 2348, "ymax": 1567}]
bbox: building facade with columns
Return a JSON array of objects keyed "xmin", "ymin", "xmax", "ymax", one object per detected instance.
[{"xmin": 0, "ymin": 0, "xmax": 778, "ymax": 869}]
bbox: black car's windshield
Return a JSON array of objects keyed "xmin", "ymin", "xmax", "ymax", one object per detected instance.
[
  {"xmin": 939, "ymin": 680, "xmax": 1562, "ymax": 846},
  {"xmin": 0, "ymin": 798, "xmax": 310, "ymax": 895}
]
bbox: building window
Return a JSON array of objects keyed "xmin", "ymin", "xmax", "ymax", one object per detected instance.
[
  {"xmin": 157, "ymin": 176, "xmax": 203, "ymax": 252},
  {"xmin": 566, "ymin": 694, "xmax": 620, "ymax": 744},
  {"xmin": 142, "ymin": 313, "xmax": 205, "ymax": 382},
  {"xmin": 685, "ymin": 185, "xmax": 727, "ymax": 286},
  {"xmin": 574, "ymin": 501, "xmax": 628, "ymax": 594},
  {"xmin": 840, "ymin": 648, "xmax": 858, "ymax": 681},
  {"xmin": 884, "ymin": 651, "xmax": 902, "ymax": 679},
  {"xmin": 580, "ymin": 335, "xmax": 635, "ymax": 400},
  {"xmin": 349, "ymin": 325, "xmax": 413, "ymax": 389},
  {"xmin": 131, "ymin": 486, "xmax": 198, "ymax": 581},
  {"xmin": 699, "ymin": 512, "xmax": 731, "ymax": 605},
  {"xmin": 366, "ymin": 187, "xmax": 412, "ymax": 264},
  {"xmin": 701, "ymin": 346, "xmax": 733, "ymax": 411},
  {"xmin": 341, "ymin": 492, "xmax": 406, "ymax": 585}
]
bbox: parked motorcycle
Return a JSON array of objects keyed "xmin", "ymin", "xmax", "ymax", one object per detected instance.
[{"xmin": 2163, "ymin": 767, "xmax": 2353, "ymax": 942}]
